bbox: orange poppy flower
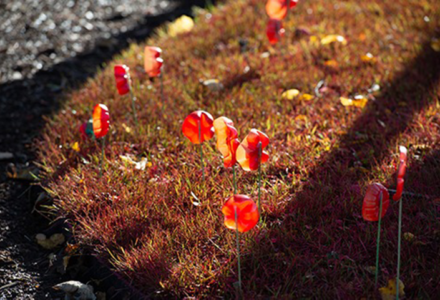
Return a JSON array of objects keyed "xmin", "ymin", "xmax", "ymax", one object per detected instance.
[
  {"xmin": 266, "ymin": 19, "xmax": 285, "ymax": 45},
  {"xmin": 222, "ymin": 195, "xmax": 259, "ymax": 233},
  {"xmin": 362, "ymin": 183, "xmax": 390, "ymax": 221},
  {"xmin": 144, "ymin": 46, "xmax": 163, "ymax": 77},
  {"xmin": 92, "ymin": 104, "xmax": 110, "ymax": 139},
  {"xmin": 182, "ymin": 110, "xmax": 214, "ymax": 144},
  {"xmin": 265, "ymin": 0, "xmax": 298, "ymax": 20},
  {"xmin": 114, "ymin": 65, "xmax": 130, "ymax": 95},
  {"xmin": 236, "ymin": 129, "xmax": 269, "ymax": 171},
  {"xmin": 213, "ymin": 117, "xmax": 240, "ymax": 168},
  {"xmin": 393, "ymin": 146, "xmax": 407, "ymax": 201}
]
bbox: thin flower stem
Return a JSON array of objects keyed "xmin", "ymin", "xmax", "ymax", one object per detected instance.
[
  {"xmin": 160, "ymin": 71, "xmax": 165, "ymax": 114},
  {"xmin": 198, "ymin": 120, "xmax": 205, "ymax": 182},
  {"xmin": 100, "ymin": 137, "xmax": 105, "ymax": 178},
  {"xmin": 396, "ymin": 197, "xmax": 403, "ymax": 300},
  {"xmin": 375, "ymin": 192, "xmax": 383, "ymax": 287},
  {"xmin": 257, "ymin": 142, "xmax": 262, "ymax": 218},
  {"xmin": 233, "ymin": 164, "xmax": 237, "ymax": 195},
  {"xmin": 234, "ymin": 207, "xmax": 242, "ymax": 296},
  {"xmin": 128, "ymin": 81, "xmax": 138, "ymax": 127}
]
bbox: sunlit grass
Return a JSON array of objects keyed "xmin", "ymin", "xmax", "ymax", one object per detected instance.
[{"xmin": 37, "ymin": 0, "xmax": 440, "ymax": 298}]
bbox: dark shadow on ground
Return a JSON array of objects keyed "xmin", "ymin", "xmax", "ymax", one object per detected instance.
[
  {"xmin": 246, "ymin": 41, "xmax": 440, "ymax": 298},
  {"xmin": 0, "ymin": 1, "xmax": 216, "ymax": 299}
]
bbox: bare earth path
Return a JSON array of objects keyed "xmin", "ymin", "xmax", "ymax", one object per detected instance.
[{"xmin": 0, "ymin": 1, "xmax": 210, "ymax": 298}]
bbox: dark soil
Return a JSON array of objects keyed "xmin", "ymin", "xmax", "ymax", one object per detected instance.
[{"xmin": 0, "ymin": 1, "xmax": 212, "ymax": 298}]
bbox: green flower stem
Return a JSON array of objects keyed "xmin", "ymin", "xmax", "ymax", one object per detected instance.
[
  {"xmin": 375, "ymin": 192, "xmax": 383, "ymax": 287},
  {"xmin": 128, "ymin": 82, "xmax": 138, "ymax": 127},
  {"xmin": 233, "ymin": 164, "xmax": 237, "ymax": 195},
  {"xmin": 257, "ymin": 142, "xmax": 262, "ymax": 218},
  {"xmin": 396, "ymin": 197, "xmax": 403, "ymax": 300},
  {"xmin": 198, "ymin": 120, "xmax": 205, "ymax": 182},
  {"xmin": 100, "ymin": 137, "xmax": 105, "ymax": 177},
  {"xmin": 234, "ymin": 207, "xmax": 242, "ymax": 296},
  {"xmin": 160, "ymin": 71, "xmax": 165, "ymax": 113}
]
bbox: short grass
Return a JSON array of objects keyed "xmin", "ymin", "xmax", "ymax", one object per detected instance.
[{"xmin": 37, "ymin": 0, "xmax": 440, "ymax": 298}]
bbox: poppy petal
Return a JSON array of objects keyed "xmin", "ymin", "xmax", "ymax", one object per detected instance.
[
  {"xmin": 92, "ymin": 104, "xmax": 110, "ymax": 139},
  {"xmin": 236, "ymin": 129, "xmax": 270, "ymax": 171},
  {"xmin": 266, "ymin": 19, "xmax": 284, "ymax": 45},
  {"xmin": 114, "ymin": 65, "xmax": 130, "ymax": 95},
  {"xmin": 182, "ymin": 111, "xmax": 214, "ymax": 144},
  {"xmin": 213, "ymin": 117, "xmax": 240, "ymax": 168},
  {"xmin": 362, "ymin": 183, "xmax": 390, "ymax": 221},
  {"xmin": 144, "ymin": 46, "xmax": 163, "ymax": 77},
  {"xmin": 393, "ymin": 178, "xmax": 404, "ymax": 201},
  {"xmin": 222, "ymin": 195, "xmax": 259, "ymax": 233}
]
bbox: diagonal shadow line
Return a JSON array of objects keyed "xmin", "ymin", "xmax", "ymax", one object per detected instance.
[
  {"xmin": 0, "ymin": 0, "xmax": 215, "ymax": 151},
  {"xmin": 284, "ymin": 41, "xmax": 440, "ymax": 215},
  {"xmin": 254, "ymin": 41, "xmax": 440, "ymax": 296}
]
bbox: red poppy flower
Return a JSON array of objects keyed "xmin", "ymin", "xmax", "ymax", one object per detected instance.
[
  {"xmin": 266, "ymin": 19, "xmax": 285, "ymax": 45},
  {"xmin": 79, "ymin": 119, "xmax": 94, "ymax": 140},
  {"xmin": 393, "ymin": 146, "xmax": 407, "ymax": 201},
  {"xmin": 236, "ymin": 129, "xmax": 269, "ymax": 171},
  {"xmin": 92, "ymin": 104, "xmax": 110, "ymax": 139},
  {"xmin": 265, "ymin": 0, "xmax": 298, "ymax": 20},
  {"xmin": 182, "ymin": 110, "xmax": 214, "ymax": 144},
  {"xmin": 144, "ymin": 46, "xmax": 163, "ymax": 77},
  {"xmin": 222, "ymin": 195, "xmax": 259, "ymax": 233},
  {"xmin": 362, "ymin": 183, "xmax": 390, "ymax": 221},
  {"xmin": 114, "ymin": 65, "xmax": 130, "ymax": 95},
  {"xmin": 213, "ymin": 117, "xmax": 240, "ymax": 168}
]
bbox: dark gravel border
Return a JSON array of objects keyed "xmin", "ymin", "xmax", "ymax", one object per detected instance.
[{"xmin": 0, "ymin": 1, "xmax": 213, "ymax": 299}]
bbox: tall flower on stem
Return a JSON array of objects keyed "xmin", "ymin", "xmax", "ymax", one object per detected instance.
[
  {"xmin": 394, "ymin": 146, "xmax": 407, "ymax": 300},
  {"xmin": 114, "ymin": 65, "xmax": 138, "ymax": 126},
  {"xmin": 144, "ymin": 46, "xmax": 164, "ymax": 111},
  {"xmin": 222, "ymin": 195, "xmax": 259, "ymax": 295},
  {"xmin": 182, "ymin": 110, "xmax": 214, "ymax": 181},
  {"xmin": 362, "ymin": 183, "xmax": 390, "ymax": 286},
  {"xmin": 213, "ymin": 117, "xmax": 240, "ymax": 194},
  {"xmin": 92, "ymin": 104, "xmax": 110, "ymax": 177},
  {"xmin": 265, "ymin": 0, "xmax": 298, "ymax": 20},
  {"xmin": 236, "ymin": 129, "xmax": 269, "ymax": 217}
]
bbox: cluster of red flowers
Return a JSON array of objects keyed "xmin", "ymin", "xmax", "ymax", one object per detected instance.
[
  {"xmin": 79, "ymin": 46, "xmax": 164, "ymax": 139},
  {"xmin": 265, "ymin": 0, "xmax": 298, "ymax": 44},
  {"xmin": 182, "ymin": 110, "xmax": 270, "ymax": 232}
]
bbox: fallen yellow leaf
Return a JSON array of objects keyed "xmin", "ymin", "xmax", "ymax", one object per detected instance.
[
  {"xmin": 71, "ymin": 142, "xmax": 80, "ymax": 152},
  {"xmin": 309, "ymin": 35, "xmax": 319, "ymax": 46},
  {"xmin": 324, "ymin": 59, "xmax": 338, "ymax": 67},
  {"xmin": 299, "ymin": 93, "xmax": 314, "ymax": 101},
  {"xmin": 340, "ymin": 95, "xmax": 368, "ymax": 108},
  {"xmin": 379, "ymin": 279, "xmax": 405, "ymax": 300},
  {"xmin": 122, "ymin": 123, "xmax": 132, "ymax": 134},
  {"xmin": 281, "ymin": 89, "xmax": 300, "ymax": 100},
  {"xmin": 295, "ymin": 114, "xmax": 308, "ymax": 122},
  {"xmin": 361, "ymin": 52, "xmax": 376, "ymax": 63},
  {"xmin": 431, "ymin": 38, "xmax": 440, "ymax": 52},
  {"xmin": 168, "ymin": 15, "xmax": 194, "ymax": 37},
  {"xmin": 321, "ymin": 34, "xmax": 347, "ymax": 46}
]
